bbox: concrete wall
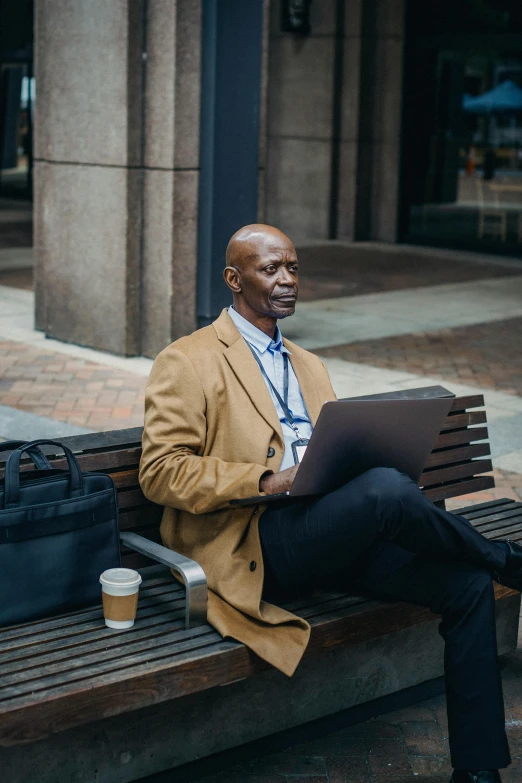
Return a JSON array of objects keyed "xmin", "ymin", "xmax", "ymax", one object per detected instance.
[
  {"xmin": 34, "ymin": 0, "xmax": 201, "ymax": 357},
  {"xmin": 264, "ymin": 0, "xmax": 405, "ymax": 244}
]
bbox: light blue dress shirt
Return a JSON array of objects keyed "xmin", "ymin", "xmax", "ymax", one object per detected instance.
[{"xmin": 228, "ymin": 307, "xmax": 313, "ymax": 470}]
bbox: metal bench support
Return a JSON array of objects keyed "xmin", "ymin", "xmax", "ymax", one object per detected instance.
[{"xmin": 120, "ymin": 531, "xmax": 208, "ymax": 629}]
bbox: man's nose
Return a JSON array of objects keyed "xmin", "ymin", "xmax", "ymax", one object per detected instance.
[{"xmin": 277, "ymin": 267, "xmax": 295, "ymax": 285}]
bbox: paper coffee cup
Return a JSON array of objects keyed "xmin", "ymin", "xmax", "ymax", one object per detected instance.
[{"xmin": 99, "ymin": 568, "xmax": 142, "ymax": 629}]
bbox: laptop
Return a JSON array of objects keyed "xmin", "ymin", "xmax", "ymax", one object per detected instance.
[{"xmin": 231, "ymin": 396, "xmax": 454, "ymax": 506}]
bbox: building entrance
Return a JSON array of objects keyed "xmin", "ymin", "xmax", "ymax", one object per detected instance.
[{"xmin": 400, "ymin": 0, "xmax": 522, "ymax": 256}]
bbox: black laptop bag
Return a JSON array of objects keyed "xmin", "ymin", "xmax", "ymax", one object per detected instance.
[{"xmin": 0, "ymin": 439, "xmax": 121, "ymax": 626}]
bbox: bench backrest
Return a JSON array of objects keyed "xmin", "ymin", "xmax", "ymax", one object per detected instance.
[{"xmin": 0, "ymin": 387, "xmax": 494, "ymax": 569}]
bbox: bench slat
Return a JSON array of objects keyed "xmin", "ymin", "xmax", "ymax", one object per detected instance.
[
  {"xmin": 470, "ymin": 506, "xmax": 522, "ymax": 528},
  {"xmin": 442, "ymin": 411, "xmax": 487, "ymax": 430},
  {"xmin": 434, "ymin": 426, "xmax": 489, "ymax": 449},
  {"xmin": 0, "ymin": 449, "xmax": 141, "ymax": 480},
  {"xmin": 0, "ymin": 601, "xmax": 188, "ymax": 654},
  {"xmin": 463, "ymin": 501, "xmax": 522, "ymax": 521},
  {"xmin": 424, "ymin": 475, "xmax": 495, "ymax": 502},
  {"xmin": 419, "ymin": 459, "xmax": 492, "ymax": 488},
  {"xmin": 118, "ymin": 507, "xmax": 163, "ymax": 529},
  {"xmin": 111, "ymin": 468, "xmax": 140, "ymax": 489},
  {"xmin": 449, "ymin": 394, "xmax": 485, "ymax": 412},
  {"xmin": 116, "ymin": 488, "xmax": 150, "ymax": 509},
  {"xmin": 478, "ymin": 520, "xmax": 522, "ymax": 540},
  {"xmin": 425, "ymin": 442, "xmax": 491, "ymax": 468}
]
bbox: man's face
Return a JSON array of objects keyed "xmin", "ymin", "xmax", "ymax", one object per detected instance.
[{"xmin": 236, "ymin": 239, "xmax": 299, "ymax": 320}]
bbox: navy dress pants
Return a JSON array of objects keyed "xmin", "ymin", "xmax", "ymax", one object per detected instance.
[{"xmin": 259, "ymin": 467, "xmax": 512, "ymax": 771}]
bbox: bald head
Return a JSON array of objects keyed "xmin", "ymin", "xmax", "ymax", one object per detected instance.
[
  {"xmin": 223, "ymin": 224, "xmax": 299, "ymax": 337},
  {"xmin": 225, "ymin": 224, "xmax": 295, "ymax": 272}
]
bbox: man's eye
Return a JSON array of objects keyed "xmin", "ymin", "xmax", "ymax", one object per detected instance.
[{"xmin": 265, "ymin": 266, "xmax": 276, "ymax": 273}]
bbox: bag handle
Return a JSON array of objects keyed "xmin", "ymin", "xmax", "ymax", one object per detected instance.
[
  {"xmin": 4, "ymin": 440, "xmax": 84, "ymax": 509},
  {"xmin": 0, "ymin": 440, "xmax": 53, "ymax": 472}
]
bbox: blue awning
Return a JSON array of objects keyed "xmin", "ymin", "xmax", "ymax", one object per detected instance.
[{"xmin": 463, "ymin": 80, "xmax": 522, "ymax": 113}]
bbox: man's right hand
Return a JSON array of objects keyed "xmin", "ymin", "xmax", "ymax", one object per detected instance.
[{"xmin": 259, "ymin": 463, "xmax": 299, "ymax": 495}]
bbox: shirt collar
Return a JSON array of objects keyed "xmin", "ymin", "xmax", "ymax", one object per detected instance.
[{"xmin": 228, "ymin": 306, "xmax": 290, "ymax": 355}]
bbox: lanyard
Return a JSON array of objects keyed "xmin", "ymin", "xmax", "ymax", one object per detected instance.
[{"xmin": 246, "ymin": 343, "xmax": 304, "ymax": 440}]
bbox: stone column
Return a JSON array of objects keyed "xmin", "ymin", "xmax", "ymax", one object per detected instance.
[
  {"xmin": 34, "ymin": 0, "xmax": 144, "ymax": 355},
  {"xmin": 335, "ymin": 0, "xmax": 362, "ymax": 241},
  {"xmin": 34, "ymin": 0, "xmax": 202, "ymax": 358},
  {"xmin": 264, "ymin": 1, "xmax": 337, "ymax": 242},
  {"xmin": 140, "ymin": 0, "xmax": 201, "ymax": 358},
  {"xmin": 353, "ymin": 0, "xmax": 405, "ymax": 242}
]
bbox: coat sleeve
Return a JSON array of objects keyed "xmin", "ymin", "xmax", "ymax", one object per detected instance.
[{"xmin": 139, "ymin": 347, "xmax": 270, "ymax": 515}]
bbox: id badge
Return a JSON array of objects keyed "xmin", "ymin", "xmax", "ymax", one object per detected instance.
[{"xmin": 291, "ymin": 438, "xmax": 310, "ymax": 464}]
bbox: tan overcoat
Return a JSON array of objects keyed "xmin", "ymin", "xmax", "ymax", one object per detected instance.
[{"xmin": 139, "ymin": 309, "xmax": 336, "ymax": 676}]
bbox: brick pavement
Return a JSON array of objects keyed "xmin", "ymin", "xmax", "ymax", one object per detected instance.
[
  {"xmin": 318, "ymin": 318, "xmax": 522, "ymax": 397},
  {"xmin": 0, "ymin": 339, "xmax": 146, "ymax": 431},
  {"xmin": 188, "ymin": 652, "xmax": 522, "ymax": 782}
]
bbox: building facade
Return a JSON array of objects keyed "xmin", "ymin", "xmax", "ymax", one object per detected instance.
[{"xmin": 30, "ymin": 0, "xmax": 522, "ymax": 357}]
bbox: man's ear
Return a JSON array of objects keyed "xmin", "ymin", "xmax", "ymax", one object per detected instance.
[{"xmin": 224, "ymin": 266, "xmax": 242, "ymax": 293}]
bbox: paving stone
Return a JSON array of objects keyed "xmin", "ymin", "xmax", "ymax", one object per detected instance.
[
  {"xmin": 289, "ymin": 733, "xmax": 365, "ymax": 756},
  {"xmin": 326, "ymin": 755, "xmax": 371, "ymax": 782},
  {"xmin": 237, "ymin": 754, "xmax": 326, "ymax": 776},
  {"xmin": 503, "ymin": 757, "xmax": 522, "ymax": 782},
  {"xmin": 381, "ymin": 705, "xmax": 436, "ymax": 723},
  {"xmin": 194, "ymin": 773, "xmax": 284, "ymax": 783},
  {"xmin": 281, "ymin": 778, "xmax": 327, "ymax": 782},
  {"xmin": 409, "ymin": 755, "xmax": 452, "ymax": 776},
  {"xmin": 340, "ymin": 720, "xmax": 402, "ymax": 739},
  {"xmin": 399, "ymin": 720, "xmax": 447, "ymax": 756},
  {"xmin": 364, "ymin": 738, "xmax": 411, "ymax": 777}
]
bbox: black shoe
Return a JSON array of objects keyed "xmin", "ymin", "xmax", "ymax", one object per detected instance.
[
  {"xmin": 450, "ymin": 771, "xmax": 502, "ymax": 782},
  {"xmin": 494, "ymin": 539, "xmax": 522, "ymax": 592}
]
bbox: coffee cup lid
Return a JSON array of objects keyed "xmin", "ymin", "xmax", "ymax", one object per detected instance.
[{"xmin": 100, "ymin": 568, "xmax": 142, "ymax": 588}]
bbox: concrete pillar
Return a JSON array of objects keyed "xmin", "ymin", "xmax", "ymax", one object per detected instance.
[
  {"xmin": 264, "ymin": 0, "xmax": 405, "ymax": 244},
  {"xmin": 34, "ymin": 0, "xmax": 202, "ymax": 358},
  {"xmin": 265, "ymin": 1, "xmax": 337, "ymax": 242},
  {"xmin": 140, "ymin": 0, "xmax": 201, "ymax": 358},
  {"xmin": 335, "ymin": 0, "xmax": 363, "ymax": 241},
  {"xmin": 353, "ymin": 0, "xmax": 405, "ymax": 242},
  {"xmin": 34, "ymin": 0, "xmax": 144, "ymax": 355}
]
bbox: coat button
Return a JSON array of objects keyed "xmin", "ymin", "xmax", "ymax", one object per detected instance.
[
  {"xmin": 267, "ymin": 447, "xmax": 275, "ymax": 458},
  {"xmin": 249, "ymin": 561, "xmax": 257, "ymax": 572}
]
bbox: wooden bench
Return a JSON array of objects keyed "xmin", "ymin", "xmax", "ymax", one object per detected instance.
[{"xmin": 1, "ymin": 386, "xmax": 521, "ymax": 783}]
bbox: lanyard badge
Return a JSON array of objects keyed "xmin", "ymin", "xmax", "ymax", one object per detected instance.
[{"xmin": 247, "ymin": 343, "xmax": 310, "ymax": 465}]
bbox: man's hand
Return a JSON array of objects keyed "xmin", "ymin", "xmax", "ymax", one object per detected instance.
[{"xmin": 259, "ymin": 464, "xmax": 299, "ymax": 495}]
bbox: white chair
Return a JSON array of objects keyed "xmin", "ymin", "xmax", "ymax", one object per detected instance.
[{"xmin": 476, "ymin": 177, "xmax": 507, "ymax": 242}]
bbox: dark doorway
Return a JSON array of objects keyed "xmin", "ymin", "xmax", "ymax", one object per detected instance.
[{"xmin": 400, "ymin": 0, "xmax": 522, "ymax": 256}]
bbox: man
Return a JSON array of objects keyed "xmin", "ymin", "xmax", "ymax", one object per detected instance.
[{"xmin": 140, "ymin": 224, "xmax": 522, "ymax": 783}]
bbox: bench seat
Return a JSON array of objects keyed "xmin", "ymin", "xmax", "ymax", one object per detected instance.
[{"xmin": 1, "ymin": 387, "xmax": 521, "ymax": 783}]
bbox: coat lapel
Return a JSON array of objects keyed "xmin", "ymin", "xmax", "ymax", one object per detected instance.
[{"xmin": 214, "ymin": 310, "xmax": 284, "ymax": 443}]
